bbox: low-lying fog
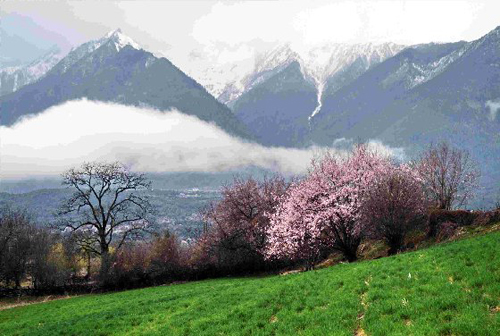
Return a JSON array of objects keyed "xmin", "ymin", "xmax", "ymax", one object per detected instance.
[{"xmin": 0, "ymin": 99, "xmax": 402, "ymax": 179}]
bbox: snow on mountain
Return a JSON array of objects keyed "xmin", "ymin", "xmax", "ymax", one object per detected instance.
[
  {"xmin": 0, "ymin": 29, "xmax": 141, "ymax": 97},
  {"xmin": 219, "ymin": 44, "xmax": 303, "ymax": 105},
  {"xmin": 394, "ymin": 26, "xmax": 500, "ymax": 90},
  {"xmin": 180, "ymin": 50, "xmax": 256, "ymax": 104},
  {"xmin": 300, "ymin": 42, "xmax": 404, "ymax": 86},
  {"xmin": 54, "ymin": 29, "xmax": 142, "ymax": 75},
  {"xmin": 212, "ymin": 42, "xmax": 404, "ymax": 107},
  {"xmin": 0, "ymin": 46, "xmax": 67, "ymax": 96},
  {"xmin": 301, "ymin": 43, "xmax": 404, "ymax": 118},
  {"xmin": 104, "ymin": 28, "xmax": 141, "ymax": 51},
  {"xmin": 381, "ymin": 42, "xmax": 470, "ymax": 91}
]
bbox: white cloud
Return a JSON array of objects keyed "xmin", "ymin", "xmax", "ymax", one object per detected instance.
[{"xmin": 0, "ymin": 100, "xmax": 402, "ymax": 180}]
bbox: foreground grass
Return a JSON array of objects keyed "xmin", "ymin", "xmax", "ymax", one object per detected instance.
[{"xmin": 1, "ymin": 232, "xmax": 500, "ymax": 335}]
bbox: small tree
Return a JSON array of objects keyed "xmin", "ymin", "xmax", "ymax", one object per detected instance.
[
  {"xmin": 266, "ymin": 145, "xmax": 390, "ymax": 267},
  {"xmin": 30, "ymin": 231, "xmax": 74, "ymax": 290},
  {"xmin": 417, "ymin": 142, "xmax": 479, "ymax": 210},
  {"xmin": 149, "ymin": 231, "xmax": 183, "ymax": 280},
  {"xmin": 0, "ymin": 208, "xmax": 34, "ymax": 288},
  {"xmin": 58, "ymin": 162, "xmax": 154, "ymax": 279},
  {"xmin": 362, "ymin": 166, "xmax": 428, "ymax": 255}
]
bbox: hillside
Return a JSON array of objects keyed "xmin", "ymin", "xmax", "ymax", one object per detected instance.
[{"xmin": 1, "ymin": 230, "xmax": 499, "ymax": 335}]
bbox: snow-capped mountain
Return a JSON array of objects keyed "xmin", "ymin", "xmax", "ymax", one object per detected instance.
[
  {"xmin": 215, "ymin": 42, "xmax": 404, "ymax": 107},
  {"xmin": 0, "ymin": 46, "xmax": 67, "ymax": 96},
  {"xmin": 219, "ymin": 44, "xmax": 302, "ymax": 106},
  {"xmin": 0, "ymin": 29, "xmax": 253, "ymax": 140},
  {"xmin": 300, "ymin": 42, "xmax": 404, "ymax": 86},
  {"xmin": 228, "ymin": 42, "xmax": 404, "ymax": 146},
  {"xmin": 51, "ymin": 29, "xmax": 141, "ymax": 76}
]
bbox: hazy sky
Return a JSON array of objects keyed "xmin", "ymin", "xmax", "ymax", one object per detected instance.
[{"xmin": 2, "ymin": 0, "xmax": 500, "ymax": 69}]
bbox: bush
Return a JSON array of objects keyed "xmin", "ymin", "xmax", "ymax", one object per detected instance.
[
  {"xmin": 428, "ymin": 209, "xmax": 476, "ymax": 237},
  {"xmin": 108, "ymin": 244, "xmax": 151, "ymax": 289},
  {"xmin": 201, "ymin": 175, "xmax": 289, "ymax": 274},
  {"xmin": 149, "ymin": 232, "xmax": 184, "ymax": 281},
  {"xmin": 436, "ymin": 222, "xmax": 459, "ymax": 242},
  {"xmin": 30, "ymin": 232, "xmax": 74, "ymax": 290},
  {"xmin": 0, "ymin": 209, "xmax": 34, "ymax": 288},
  {"xmin": 472, "ymin": 210, "xmax": 500, "ymax": 227}
]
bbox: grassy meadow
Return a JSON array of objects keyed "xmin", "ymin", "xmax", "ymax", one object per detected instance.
[{"xmin": 1, "ymin": 230, "xmax": 499, "ymax": 335}]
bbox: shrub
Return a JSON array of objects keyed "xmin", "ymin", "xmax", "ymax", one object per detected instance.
[
  {"xmin": 109, "ymin": 243, "xmax": 151, "ymax": 289},
  {"xmin": 436, "ymin": 222, "xmax": 459, "ymax": 242},
  {"xmin": 472, "ymin": 210, "xmax": 500, "ymax": 227},
  {"xmin": 428, "ymin": 209, "xmax": 476, "ymax": 237},
  {"xmin": 30, "ymin": 232, "xmax": 74, "ymax": 290},
  {"xmin": 149, "ymin": 232, "xmax": 184, "ymax": 281}
]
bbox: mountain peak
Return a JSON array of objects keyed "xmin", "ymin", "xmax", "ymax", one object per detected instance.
[
  {"xmin": 103, "ymin": 29, "xmax": 141, "ymax": 51},
  {"xmin": 105, "ymin": 28, "xmax": 123, "ymax": 37}
]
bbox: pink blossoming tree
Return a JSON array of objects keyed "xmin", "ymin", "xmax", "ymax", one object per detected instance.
[
  {"xmin": 201, "ymin": 175, "xmax": 289, "ymax": 270},
  {"xmin": 265, "ymin": 145, "xmax": 391, "ymax": 268}
]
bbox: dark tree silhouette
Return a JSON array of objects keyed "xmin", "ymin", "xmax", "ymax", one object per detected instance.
[
  {"xmin": 0, "ymin": 208, "xmax": 33, "ymax": 288},
  {"xmin": 58, "ymin": 162, "xmax": 154, "ymax": 278}
]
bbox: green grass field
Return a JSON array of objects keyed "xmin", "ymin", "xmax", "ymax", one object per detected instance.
[{"xmin": 1, "ymin": 231, "xmax": 500, "ymax": 335}]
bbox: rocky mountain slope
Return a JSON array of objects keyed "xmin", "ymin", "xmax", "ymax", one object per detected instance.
[{"xmin": 228, "ymin": 42, "xmax": 404, "ymax": 146}]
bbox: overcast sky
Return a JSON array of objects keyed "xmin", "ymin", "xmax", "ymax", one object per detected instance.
[{"xmin": 2, "ymin": 0, "xmax": 500, "ymax": 70}]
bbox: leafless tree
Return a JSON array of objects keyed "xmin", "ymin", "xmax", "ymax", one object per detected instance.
[
  {"xmin": 416, "ymin": 142, "xmax": 479, "ymax": 210},
  {"xmin": 58, "ymin": 162, "xmax": 154, "ymax": 277}
]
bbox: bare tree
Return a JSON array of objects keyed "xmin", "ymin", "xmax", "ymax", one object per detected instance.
[
  {"xmin": 58, "ymin": 162, "xmax": 154, "ymax": 277},
  {"xmin": 416, "ymin": 142, "xmax": 479, "ymax": 210}
]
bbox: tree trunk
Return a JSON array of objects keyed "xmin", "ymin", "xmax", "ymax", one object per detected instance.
[
  {"xmin": 86, "ymin": 252, "xmax": 91, "ymax": 280},
  {"xmin": 99, "ymin": 243, "xmax": 111, "ymax": 285},
  {"xmin": 387, "ymin": 235, "xmax": 403, "ymax": 256},
  {"xmin": 344, "ymin": 250, "xmax": 358, "ymax": 262}
]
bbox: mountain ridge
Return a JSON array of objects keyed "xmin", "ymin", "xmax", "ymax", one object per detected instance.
[{"xmin": 0, "ymin": 29, "xmax": 253, "ymax": 140}]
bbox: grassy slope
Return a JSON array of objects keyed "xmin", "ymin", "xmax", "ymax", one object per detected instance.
[{"xmin": 1, "ymin": 231, "xmax": 500, "ymax": 335}]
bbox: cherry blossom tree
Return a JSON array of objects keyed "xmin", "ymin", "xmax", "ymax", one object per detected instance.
[
  {"xmin": 265, "ymin": 145, "xmax": 391, "ymax": 268},
  {"xmin": 201, "ymin": 175, "xmax": 289, "ymax": 270},
  {"xmin": 416, "ymin": 142, "xmax": 479, "ymax": 210},
  {"xmin": 362, "ymin": 165, "xmax": 429, "ymax": 255}
]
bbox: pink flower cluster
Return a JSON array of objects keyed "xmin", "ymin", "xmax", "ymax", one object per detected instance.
[{"xmin": 265, "ymin": 145, "xmax": 392, "ymax": 263}]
